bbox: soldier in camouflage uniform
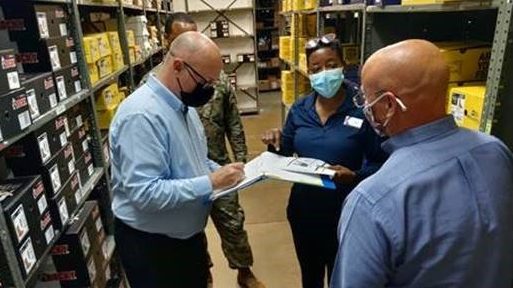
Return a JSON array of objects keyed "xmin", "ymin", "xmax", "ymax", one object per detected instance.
[{"xmin": 139, "ymin": 13, "xmax": 265, "ymax": 288}]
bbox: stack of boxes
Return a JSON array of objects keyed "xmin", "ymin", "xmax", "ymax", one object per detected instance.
[
  {"xmin": 125, "ymin": 16, "xmax": 151, "ymax": 59},
  {"xmin": 83, "ymin": 32, "xmax": 124, "ymax": 86},
  {"xmin": 108, "ymin": 32, "xmax": 125, "ymax": 72},
  {"xmin": 439, "ymin": 42, "xmax": 491, "ymax": 131},
  {"xmin": 95, "ymin": 83, "xmax": 125, "ymax": 130},
  {"xmin": 281, "ymin": 70, "xmax": 295, "ymax": 106},
  {"xmin": 282, "ymin": 0, "xmax": 317, "ymax": 12},
  {"xmin": 210, "ymin": 20, "xmax": 230, "ymax": 38},
  {"xmin": 126, "ymin": 30, "xmax": 138, "ymax": 64}
]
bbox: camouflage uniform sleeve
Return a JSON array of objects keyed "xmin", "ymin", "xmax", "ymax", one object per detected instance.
[{"xmin": 223, "ymin": 78, "xmax": 248, "ymax": 163}]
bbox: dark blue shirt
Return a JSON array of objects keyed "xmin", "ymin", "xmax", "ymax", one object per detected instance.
[{"xmin": 280, "ymin": 88, "xmax": 388, "ymax": 221}]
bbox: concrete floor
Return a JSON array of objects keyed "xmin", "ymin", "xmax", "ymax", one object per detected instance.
[{"xmin": 205, "ymin": 92, "xmax": 301, "ymax": 287}]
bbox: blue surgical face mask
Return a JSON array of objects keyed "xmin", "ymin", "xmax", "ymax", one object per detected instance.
[{"xmin": 309, "ymin": 68, "xmax": 344, "ymax": 99}]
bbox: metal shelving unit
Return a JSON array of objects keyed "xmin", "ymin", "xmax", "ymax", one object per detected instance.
[
  {"xmin": 0, "ymin": 0, "xmax": 174, "ymax": 286},
  {"xmin": 174, "ymin": 0, "xmax": 261, "ymax": 114},
  {"xmin": 278, "ymin": 1, "xmax": 513, "ymax": 151}
]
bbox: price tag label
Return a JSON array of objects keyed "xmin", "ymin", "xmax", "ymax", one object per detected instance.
[
  {"xmin": 49, "ymin": 45, "xmax": 61, "ymax": 71},
  {"xmin": 59, "ymin": 131, "xmax": 68, "ymax": 147},
  {"xmin": 74, "ymin": 187, "xmax": 82, "ymax": 204},
  {"xmin": 18, "ymin": 111, "xmax": 31, "ymax": 130},
  {"xmin": 82, "ymin": 139, "xmax": 89, "ymax": 152},
  {"xmin": 37, "ymin": 12, "xmax": 49, "ymax": 38},
  {"xmin": 59, "ymin": 23, "xmax": 67, "ymax": 36},
  {"xmin": 37, "ymin": 133, "xmax": 51, "ymax": 163},
  {"xmin": 56, "ymin": 76, "xmax": 67, "ymax": 100},
  {"xmin": 7, "ymin": 71, "xmax": 20, "ymax": 90},
  {"xmin": 58, "ymin": 198, "xmax": 69, "ymax": 225},
  {"xmin": 50, "ymin": 165, "xmax": 62, "ymax": 193},
  {"xmin": 74, "ymin": 80, "xmax": 81, "ymax": 93},
  {"xmin": 49, "ymin": 93, "xmax": 58, "ymax": 108},
  {"xmin": 20, "ymin": 237, "xmax": 36, "ymax": 274},
  {"xmin": 88, "ymin": 164, "xmax": 94, "ymax": 176},
  {"xmin": 68, "ymin": 160, "xmax": 75, "ymax": 175},
  {"xmin": 76, "ymin": 115, "xmax": 83, "ymax": 127},
  {"xmin": 37, "ymin": 194, "xmax": 48, "ymax": 215},
  {"xmin": 45, "ymin": 225, "xmax": 55, "ymax": 245},
  {"xmin": 11, "ymin": 204, "xmax": 29, "ymax": 242},
  {"xmin": 26, "ymin": 89, "xmax": 40, "ymax": 120}
]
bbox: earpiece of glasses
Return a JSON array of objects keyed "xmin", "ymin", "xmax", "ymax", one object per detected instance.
[{"xmin": 305, "ymin": 33, "xmax": 337, "ymax": 49}]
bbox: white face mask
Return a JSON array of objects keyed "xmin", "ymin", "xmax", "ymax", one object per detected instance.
[{"xmin": 360, "ymin": 92, "xmax": 408, "ymax": 137}]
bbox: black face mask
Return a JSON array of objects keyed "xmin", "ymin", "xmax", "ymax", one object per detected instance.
[{"xmin": 177, "ymin": 62, "xmax": 215, "ymax": 107}]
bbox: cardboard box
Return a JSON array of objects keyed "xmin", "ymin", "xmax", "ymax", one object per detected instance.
[
  {"xmin": 83, "ymin": 35, "xmax": 102, "ymax": 64},
  {"xmin": 111, "ymin": 52, "xmax": 124, "ymax": 72},
  {"xmin": 0, "ymin": 89, "xmax": 31, "ymax": 142},
  {"xmin": 53, "ymin": 65, "xmax": 83, "ymax": 101},
  {"xmin": 88, "ymin": 63, "xmax": 100, "ymax": 86},
  {"xmin": 279, "ymin": 36, "xmax": 291, "ymax": 61},
  {"xmin": 20, "ymin": 72, "xmax": 57, "ymax": 121},
  {"xmin": 0, "ymin": 49, "xmax": 21, "ymax": 96},
  {"xmin": 97, "ymin": 57, "xmax": 113, "ymax": 79},
  {"xmin": 97, "ymin": 33, "xmax": 112, "ymax": 58},
  {"xmin": 77, "ymin": 151, "xmax": 95, "ymax": 186},
  {"xmin": 436, "ymin": 42, "xmax": 491, "ymax": 82},
  {"xmin": 69, "ymin": 125, "xmax": 89, "ymax": 161},
  {"xmin": 107, "ymin": 32, "xmax": 122, "ymax": 53},
  {"xmin": 258, "ymin": 80, "xmax": 271, "ymax": 91},
  {"xmin": 96, "ymin": 83, "xmax": 120, "ymax": 110},
  {"xmin": 448, "ymin": 86, "xmax": 486, "ymax": 131},
  {"xmin": 446, "ymin": 81, "xmax": 485, "ymax": 112},
  {"xmin": 299, "ymin": 53, "xmax": 307, "ymax": 74},
  {"xmin": 97, "ymin": 106, "xmax": 118, "ymax": 130}
]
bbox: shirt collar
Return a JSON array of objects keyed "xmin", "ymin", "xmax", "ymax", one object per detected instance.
[
  {"xmin": 382, "ymin": 115, "xmax": 458, "ymax": 154},
  {"xmin": 146, "ymin": 74, "xmax": 188, "ymax": 113},
  {"xmin": 307, "ymin": 87, "xmax": 356, "ymax": 115}
]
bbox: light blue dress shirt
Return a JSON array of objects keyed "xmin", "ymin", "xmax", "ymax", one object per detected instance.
[
  {"xmin": 110, "ymin": 75, "xmax": 220, "ymax": 239},
  {"xmin": 331, "ymin": 116, "xmax": 513, "ymax": 288}
]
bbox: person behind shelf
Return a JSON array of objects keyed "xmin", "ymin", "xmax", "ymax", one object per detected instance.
[
  {"xmin": 330, "ymin": 39, "xmax": 513, "ymax": 288},
  {"xmin": 109, "ymin": 31, "xmax": 246, "ymax": 288},
  {"xmin": 261, "ymin": 34, "xmax": 388, "ymax": 288},
  {"xmin": 138, "ymin": 13, "xmax": 265, "ymax": 288}
]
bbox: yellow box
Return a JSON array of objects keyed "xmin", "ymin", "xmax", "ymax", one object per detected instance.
[
  {"xmin": 436, "ymin": 42, "xmax": 491, "ymax": 82},
  {"xmin": 97, "ymin": 56, "xmax": 113, "ymax": 79},
  {"xmin": 448, "ymin": 86, "xmax": 486, "ymax": 131},
  {"xmin": 126, "ymin": 30, "xmax": 136, "ymax": 47},
  {"xmin": 446, "ymin": 81, "xmax": 485, "ymax": 112},
  {"xmin": 299, "ymin": 52, "xmax": 307, "ymax": 74},
  {"xmin": 279, "ymin": 36, "xmax": 291, "ymax": 61},
  {"xmin": 97, "ymin": 33, "xmax": 112, "ymax": 58},
  {"xmin": 292, "ymin": 0, "xmax": 304, "ymax": 11},
  {"xmin": 304, "ymin": 0, "xmax": 317, "ymax": 9},
  {"xmin": 402, "ymin": 0, "xmax": 460, "ymax": 5},
  {"xmin": 88, "ymin": 63, "xmax": 99, "ymax": 86},
  {"xmin": 83, "ymin": 35, "xmax": 101, "ymax": 64},
  {"xmin": 111, "ymin": 52, "xmax": 124, "ymax": 71},
  {"xmin": 97, "ymin": 106, "xmax": 118, "ymax": 130},
  {"xmin": 96, "ymin": 83, "xmax": 120, "ymax": 110},
  {"xmin": 282, "ymin": 89, "xmax": 295, "ymax": 106},
  {"xmin": 107, "ymin": 32, "xmax": 122, "ymax": 53},
  {"xmin": 128, "ymin": 47, "xmax": 136, "ymax": 63}
]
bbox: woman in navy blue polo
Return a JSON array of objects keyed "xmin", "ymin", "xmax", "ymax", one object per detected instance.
[{"xmin": 262, "ymin": 34, "xmax": 387, "ymax": 288}]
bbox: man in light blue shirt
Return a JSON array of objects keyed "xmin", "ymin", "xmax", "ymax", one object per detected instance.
[
  {"xmin": 331, "ymin": 39, "xmax": 513, "ymax": 287},
  {"xmin": 110, "ymin": 31, "xmax": 245, "ymax": 288}
]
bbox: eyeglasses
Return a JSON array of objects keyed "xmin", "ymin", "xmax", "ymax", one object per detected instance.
[
  {"xmin": 353, "ymin": 89, "xmax": 408, "ymax": 111},
  {"xmin": 170, "ymin": 52, "xmax": 218, "ymax": 87},
  {"xmin": 305, "ymin": 33, "xmax": 337, "ymax": 50}
]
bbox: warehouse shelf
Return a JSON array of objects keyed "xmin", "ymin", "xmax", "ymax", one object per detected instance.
[
  {"xmin": 319, "ymin": 4, "xmax": 366, "ymax": 12},
  {"xmin": 77, "ymin": 0, "xmax": 119, "ymax": 8},
  {"xmin": 188, "ymin": 6, "xmax": 254, "ymax": 13},
  {"xmin": 146, "ymin": 7, "xmax": 158, "ymax": 12},
  {"xmin": 22, "ymin": 168, "xmax": 104, "ymax": 287},
  {"xmin": 131, "ymin": 48, "xmax": 163, "ymax": 67},
  {"xmin": 122, "ymin": 3, "xmax": 144, "ymax": 11},
  {"xmin": 281, "ymin": 58, "xmax": 309, "ymax": 78},
  {"xmin": 298, "ymin": 9, "xmax": 318, "ymax": 14},
  {"xmin": 91, "ymin": 66, "xmax": 129, "ymax": 93},
  {"xmin": 366, "ymin": 1, "xmax": 499, "ymax": 13},
  {"xmin": 0, "ymin": 89, "xmax": 90, "ymax": 152}
]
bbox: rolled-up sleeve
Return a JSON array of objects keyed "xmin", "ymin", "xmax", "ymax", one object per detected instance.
[{"xmin": 113, "ymin": 113, "xmax": 213, "ymax": 212}]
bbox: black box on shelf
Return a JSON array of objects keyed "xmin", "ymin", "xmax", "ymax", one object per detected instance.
[
  {"xmin": 210, "ymin": 20, "xmax": 230, "ymax": 38},
  {"xmin": 0, "ymin": 49, "xmax": 21, "ymax": 96},
  {"xmin": 66, "ymin": 102, "xmax": 88, "ymax": 133},
  {"xmin": 47, "ymin": 171, "xmax": 81, "ymax": 230},
  {"xmin": 76, "ymin": 151, "xmax": 94, "ymax": 186},
  {"xmin": 21, "ymin": 72, "xmax": 58, "ymax": 121},
  {"xmin": 17, "ymin": 36, "xmax": 75, "ymax": 73},
  {"xmin": 5, "ymin": 115, "xmax": 68, "ymax": 167},
  {"xmin": 3, "ymin": 3, "xmax": 69, "ymax": 40},
  {"xmin": 53, "ymin": 64, "xmax": 82, "ymax": 102},
  {"xmin": 51, "ymin": 201, "xmax": 105, "ymax": 288},
  {"xmin": 0, "ymin": 88, "xmax": 32, "ymax": 143},
  {"xmin": 70, "ymin": 125, "xmax": 89, "ymax": 161},
  {"xmin": 237, "ymin": 53, "xmax": 256, "ymax": 63},
  {"xmin": 0, "ymin": 176, "xmax": 54, "ymax": 278}
]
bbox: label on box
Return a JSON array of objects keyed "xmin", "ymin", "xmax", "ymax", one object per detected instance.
[
  {"xmin": 11, "ymin": 204, "xmax": 29, "ymax": 242},
  {"xmin": 37, "ymin": 194, "xmax": 48, "ymax": 215},
  {"xmin": 37, "ymin": 12, "xmax": 49, "ymax": 39},
  {"xmin": 41, "ymin": 211, "xmax": 51, "ymax": 230},
  {"xmin": 59, "ymin": 23, "xmax": 67, "ymax": 37},
  {"xmin": 82, "ymin": 139, "xmax": 89, "ymax": 152},
  {"xmin": 1, "ymin": 54, "xmax": 16, "ymax": 70},
  {"xmin": 44, "ymin": 77, "xmax": 54, "ymax": 89},
  {"xmin": 74, "ymin": 187, "xmax": 82, "ymax": 204},
  {"xmin": 87, "ymin": 258, "xmax": 96, "ymax": 282},
  {"xmin": 74, "ymin": 80, "xmax": 81, "ymax": 93},
  {"xmin": 38, "ymin": 133, "xmax": 51, "ymax": 163},
  {"xmin": 20, "ymin": 237, "xmax": 36, "ymax": 274},
  {"xmin": 50, "ymin": 165, "xmax": 62, "ymax": 192},
  {"xmin": 7, "ymin": 71, "xmax": 20, "ymax": 90},
  {"xmin": 56, "ymin": 76, "xmax": 67, "ymax": 100},
  {"xmin": 68, "ymin": 159, "xmax": 75, "ymax": 174},
  {"xmin": 44, "ymin": 225, "xmax": 55, "ymax": 245},
  {"xmin": 0, "ymin": 127, "xmax": 3, "ymax": 142},
  {"xmin": 18, "ymin": 111, "xmax": 31, "ymax": 130},
  {"xmin": 76, "ymin": 115, "xmax": 83, "ymax": 127},
  {"xmin": 80, "ymin": 230, "xmax": 91, "ymax": 256},
  {"xmin": 58, "ymin": 198, "xmax": 68, "ymax": 224},
  {"xmin": 27, "ymin": 89, "xmax": 41, "ymax": 120},
  {"xmin": 32, "ymin": 180, "xmax": 45, "ymax": 200},
  {"xmin": 95, "ymin": 217, "xmax": 103, "ymax": 233},
  {"xmin": 60, "ymin": 131, "xmax": 68, "ymax": 147},
  {"xmin": 64, "ymin": 117, "xmax": 70, "ymax": 137},
  {"xmin": 49, "ymin": 93, "xmax": 58, "ymax": 108},
  {"xmin": 450, "ymin": 93, "xmax": 465, "ymax": 125},
  {"xmin": 70, "ymin": 51, "xmax": 77, "ymax": 65},
  {"xmin": 49, "ymin": 45, "xmax": 61, "ymax": 71},
  {"xmin": 88, "ymin": 164, "xmax": 94, "ymax": 176}
]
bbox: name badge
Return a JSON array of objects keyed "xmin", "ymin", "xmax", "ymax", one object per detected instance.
[{"xmin": 344, "ymin": 116, "xmax": 364, "ymax": 129}]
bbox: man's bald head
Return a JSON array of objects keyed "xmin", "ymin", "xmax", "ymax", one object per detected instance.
[{"xmin": 361, "ymin": 39, "xmax": 450, "ymax": 136}]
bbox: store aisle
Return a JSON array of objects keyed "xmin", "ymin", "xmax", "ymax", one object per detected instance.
[{"xmin": 205, "ymin": 92, "xmax": 301, "ymax": 287}]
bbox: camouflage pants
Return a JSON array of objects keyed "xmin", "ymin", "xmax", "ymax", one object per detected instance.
[{"xmin": 205, "ymin": 192, "xmax": 254, "ymax": 269}]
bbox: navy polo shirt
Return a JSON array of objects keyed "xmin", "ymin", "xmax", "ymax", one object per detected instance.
[{"xmin": 280, "ymin": 87, "xmax": 388, "ymax": 222}]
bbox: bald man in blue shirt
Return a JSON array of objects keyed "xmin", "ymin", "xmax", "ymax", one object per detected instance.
[{"xmin": 331, "ymin": 39, "xmax": 513, "ymax": 287}]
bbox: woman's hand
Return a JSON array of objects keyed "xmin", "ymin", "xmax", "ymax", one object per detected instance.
[
  {"xmin": 261, "ymin": 128, "xmax": 281, "ymax": 151},
  {"xmin": 329, "ymin": 165, "xmax": 357, "ymax": 185}
]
